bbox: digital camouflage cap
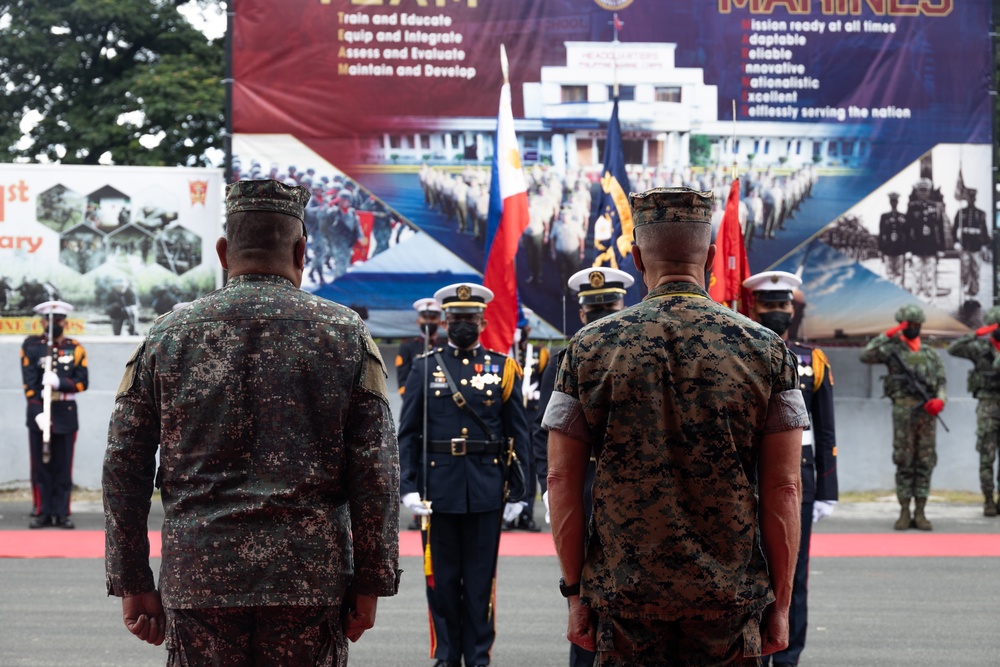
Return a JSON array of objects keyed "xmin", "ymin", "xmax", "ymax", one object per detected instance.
[
  {"xmin": 629, "ymin": 187, "xmax": 714, "ymax": 227},
  {"xmin": 894, "ymin": 304, "xmax": 926, "ymax": 324},
  {"xmin": 984, "ymin": 306, "xmax": 1000, "ymax": 326},
  {"xmin": 225, "ymin": 179, "xmax": 311, "ymax": 221}
]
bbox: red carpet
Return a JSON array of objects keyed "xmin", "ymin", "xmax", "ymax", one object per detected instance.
[{"xmin": 2, "ymin": 531, "xmax": 1000, "ymax": 559}]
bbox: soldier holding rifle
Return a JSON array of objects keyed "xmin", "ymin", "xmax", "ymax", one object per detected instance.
[
  {"xmin": 21, "ymin": 299, "xmax": 88, "ymax": 529},
  {"xmin": 947, "ymin": 306, "xmax": 1000, "ymax": 517},
  {"xmin": 398, "ymin": 282, "xmax": 529, "ymax": 667},
  {"xmin": 860, "ymin": 304, "xmax": 946, "ymax": 530}
]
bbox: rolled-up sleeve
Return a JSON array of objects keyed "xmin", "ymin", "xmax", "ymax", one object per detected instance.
[
  {"xmin": 542, "ymin": 391, "xmax": 593, "ymax": 444},
  {"xmin": 764, "ymin": 388, "xmax": 810, "ymax": 434}
]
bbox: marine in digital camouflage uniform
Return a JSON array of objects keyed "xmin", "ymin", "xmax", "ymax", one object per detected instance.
[
  {"xmin": 860, "ymin": 304, "xmax": 946, "ymax": 530},
  {"xmin": 103, "ymin": 179, "xmax": 400, "ymax": 666},
  {"xmin": 947, "ymin": 305, "xmax": 1000, "ymax": 517},
  {"xmin": 545, "ymin": 187, "xmax": 808, "ymax": 666}
]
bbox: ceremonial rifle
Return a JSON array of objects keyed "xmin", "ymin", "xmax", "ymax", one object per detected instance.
[
  {"xmin": 34, "ymin": 293, "xmax": 56, "ymax": 464},
  {"xmin": 889, "ymin": 349, "xmax": 949, "ymax": 432}
]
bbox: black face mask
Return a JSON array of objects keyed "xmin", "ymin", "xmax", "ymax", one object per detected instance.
[
  {"xmin": 50, "ymin": 322, "xmax": 65, "ymax": 340},
  {"xmin": 758, "ymin": 311, "xmax": 792, "ymax": 336},
  {"xmin": 447, "ymin": 320, "xmax": 479, "ymax": 348},
  {"xmin": 583, "ymin": 307, "xmax": 617, "ymax": 324},
  {"xmin": 903, "ymin": 325, "xmax": 921, "ymax": 339},
  {"xmin": 420, "ymin": 322, "xmax": 438, "ymax": 339}
]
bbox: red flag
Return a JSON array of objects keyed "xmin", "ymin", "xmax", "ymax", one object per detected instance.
[
  {"xmin": 350, "ymin": 210, "xmax": 375, "ymax": 264},
  {"xmin": 708, "ymin": 178, "xmax": 752, "ymax": 315}
]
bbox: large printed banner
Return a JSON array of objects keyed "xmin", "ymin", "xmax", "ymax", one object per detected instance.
[
  {"xmin": 0, "ymin": 165, "xmax": 223, "ymax": 336},
  {"xmin": 232, "ymin": 0, "xmax": 993, "ymax": 339}
]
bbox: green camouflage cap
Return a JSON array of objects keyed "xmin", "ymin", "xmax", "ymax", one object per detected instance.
[
  {"xmin": 984, "ymin": 306, "xmax": 1000, "ymax": 326},
  {"xmin": 629, "ymin": 187, "xmax": 714, "ymax": 227},
  {"xmin": 225, "ymin": 179, "xmax": 311, "ymax": 221},
  {"xmin": 894, "ymin": 304, "xmax": 926, "ymax": 323}
]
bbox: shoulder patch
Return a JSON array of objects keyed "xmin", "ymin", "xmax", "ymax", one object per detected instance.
[
  {"xmin": 361, "ymin": 332, "xmax": 389, "ymax": 401},
  {"xmin": 115, "ymin": 343, "xmax": 145, "ymax": 399}
]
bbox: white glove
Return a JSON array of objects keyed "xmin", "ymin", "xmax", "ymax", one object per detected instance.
[
  {"xmin": 813, "ymin": 500, "xmax": 837, "ymax": 524},
  {"xmin": 503, "ymin": 501, "xmax": 526, "ymax": 523},
  {"xmin": 43, "ymin": 371, "xmax": 60, "ymax": 390},
  {"xmin": 402, "ymin": 492, "xmax": 432, "ymax": 516},
  {"xmin": 542, "ymin": 491, "xmax": 550, "ymax": 524}
]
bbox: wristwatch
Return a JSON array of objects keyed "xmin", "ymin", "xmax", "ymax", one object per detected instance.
[{"xmin": 558, "ymin": 577, "xmax": 580, "ymax": 598}]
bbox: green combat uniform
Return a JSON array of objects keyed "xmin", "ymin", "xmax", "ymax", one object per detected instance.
[
  {"xmin": 544, "ymin": 188, "xmax": 810, "ymax": 666},
  {"xmin": 103, "ymin": 180, "xmax": 401, "ymax": 666},
  {"xmin": 947, "ymin": 306, "xmax": 1000, "ymax": 516},
  {"xmin": 860, "ymin": 304, "xmax": 946, "ymax": 530}
]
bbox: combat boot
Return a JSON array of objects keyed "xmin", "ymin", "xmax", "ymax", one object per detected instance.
[
  {"xmin": 894, "ymin": 498, "xmax": 912, "ymax": 530},
  {"xmin": 984, "ymin": 493, "xmax": 997, "ymax": 517},
  {"xmin": 913, "ymin": 498, "xmax": 933, "ymax": 530}
]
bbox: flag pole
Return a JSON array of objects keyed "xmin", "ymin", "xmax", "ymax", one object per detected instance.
[
  {"xmin": 731, "ymin": 100, "xmax": 738, "ymax": 182},
  {"xmin": 500, "ymin": 43, "xmax": 509, "ymax": 84}
]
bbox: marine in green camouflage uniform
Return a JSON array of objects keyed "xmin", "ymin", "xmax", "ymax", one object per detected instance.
[
  {"xmin": 859, "ymin": 304, "xmax": 946, "ymax": 530},
  {"xmin": 946, "ymin": 305, "xmax": 1000, "ymax": 517},
  {"xmin": 545, "ymin": 187, "xmax": 809, "ymax": 666},
  {"xmin": 103, "ymin": 179, "xmax": 400, "ymax": 666}
]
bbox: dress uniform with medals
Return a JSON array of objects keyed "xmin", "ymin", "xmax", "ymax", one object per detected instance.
[
  {"xmin": 744, "ymin": 271, "xmax": 839, "ymax": 667},
  {"xmin": 398, "ymin": 283, "xmax": 530, "ymax": 667},
  {"xmin": 21, "ymin": 300, "xmax": 89, "ymax": 529},
  {"xmin": 532, "ymin": 266, "xmax": 633, "ymax": 667}
]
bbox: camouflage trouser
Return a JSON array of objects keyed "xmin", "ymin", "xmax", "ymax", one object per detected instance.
[
  {"xmin": 975, "ymin": 400, "xmax": 1000, "ymax": 494},
  {"xmin": 892, "ymin": 400, "xmax": 938, "ymax": 501},
  {"xmin": 595, "ymin": 610, "xmax": 762, "ymax": 667},
  {"xmin": 165, "ymin": 604, "xmax": 347, "ymax": 667}
]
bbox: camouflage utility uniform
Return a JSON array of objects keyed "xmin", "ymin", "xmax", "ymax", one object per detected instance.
[
  {"xmin": 860, "ymin": 323, "xmax": 945, "ymax": 510},
  {"xmin": 947, "ymin": 308, "xmax": 1000, "ymax": 516},
  {"xmin": 104, "ymin": 274, "xmax": 400, "ymax": 666},
  {"xmin": 545, "ymin": 281, "xmax": 808, "ymax": 666}
]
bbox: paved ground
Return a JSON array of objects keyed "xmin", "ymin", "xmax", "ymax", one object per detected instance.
[{"xmin": 1, "ymin": 497, "xmax": 998, "ymax": 666}]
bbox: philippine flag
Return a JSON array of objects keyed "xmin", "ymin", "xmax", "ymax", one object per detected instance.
[{"xmin": 481, "ymin": 47, "xmax": 529, "ymax": 353}]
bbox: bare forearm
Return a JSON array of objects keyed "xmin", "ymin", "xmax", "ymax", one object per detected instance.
[
  {"xmin": 758, "ymin": 428, "xmax": 803, "ymax": 610},
  {"xmin": 547, "ymin": 431, "xmax": 590, "ymax": 584},
  {"xmin": 759, "ymin": 483, "xmax": 800, "ymax": 609}
]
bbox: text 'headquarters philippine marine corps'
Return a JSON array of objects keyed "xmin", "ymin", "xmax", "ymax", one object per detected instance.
[
  {"xmin": 545, "ymin": 187, "xmax": 808, "ymax": 665},
  {"xmin": 104, "ymin": 179, "xmax": 400, "ymax": 665}
]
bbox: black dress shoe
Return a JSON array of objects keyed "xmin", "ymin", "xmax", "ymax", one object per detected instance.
[
  {"xmin": 55, "ymin": 516, "xmax": 75, "ymax": 530},
  {"xmin": 517, "ymin": 517, "xmax": 541, "ymax": 533},
  {"xmin": 431, "ymin": 661, "xmax": 460, "ymax": 667},
  {"xmin": 29, "ymin": 515, "xmax": 51, "ymax": 529}
]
